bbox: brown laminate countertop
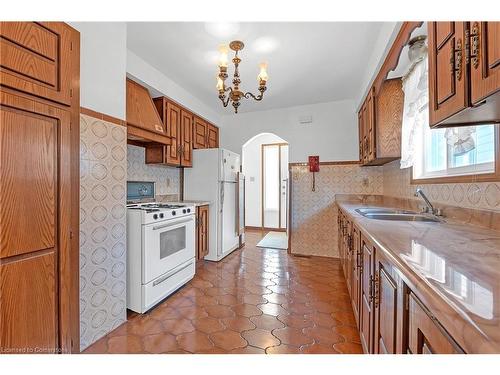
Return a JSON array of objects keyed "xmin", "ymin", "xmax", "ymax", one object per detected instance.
[{"xmin": 337, "ymin": 201, "xmax": 500, "ymax": 354}]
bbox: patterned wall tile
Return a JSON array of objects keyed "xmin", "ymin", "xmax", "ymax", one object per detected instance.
[
  {"xmin": 383, "ymin": 160, "xmax": 500, "ymax": 212},
  {"xmin": 290, "ymin": 164, "xmax": 383, "ymax": 257},
  {"xmin": 80, "ymin": 114, "xmax": 127, "ymax": 350},
  {"xmin": 127, "ymin": 145, "xmax": 180, "ymax": 196}
]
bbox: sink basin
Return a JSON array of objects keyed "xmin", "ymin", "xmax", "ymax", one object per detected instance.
[
  {"xmin": 355, "ymin": 208, "xmax": 417, "ymax": 215},
  {"xmin": 361, "ymin": 213, "xmax": 441, "ymax": 222}
]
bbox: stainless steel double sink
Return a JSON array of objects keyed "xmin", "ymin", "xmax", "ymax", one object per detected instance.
[{"xmin": 354, "ymin": 207, "xmax": 441, "ymax": 222}]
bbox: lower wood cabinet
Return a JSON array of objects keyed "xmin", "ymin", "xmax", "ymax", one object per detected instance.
[
  {"xmin": 338, "ymin": 206, "xmax": 466, "ymax": 354},
  {"xmin": 196, "ymin": 205, "xmax": 209, "ymax": 260},
  {"xmin": 408, "ymin": 293, "xmax": 464, "ymax": 354}
]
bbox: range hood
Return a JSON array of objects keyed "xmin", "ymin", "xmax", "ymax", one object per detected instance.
[{"xmin": 126, "ymin": 78, "xmax": 171, "ymax": 146}]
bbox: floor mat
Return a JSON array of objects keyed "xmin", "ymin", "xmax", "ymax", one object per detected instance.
[{"xmin": 256, "ymin": 231, "xmax": 288, "ymax": 250}]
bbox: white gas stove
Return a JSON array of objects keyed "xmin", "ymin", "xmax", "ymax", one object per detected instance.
[{"xmin": 126, "ymin": 201, "xmax": 196, "ymax": 313}]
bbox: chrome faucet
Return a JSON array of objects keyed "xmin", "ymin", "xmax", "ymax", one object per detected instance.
[{"xmin": 414, "ymin": 188, "xmax": 441, "ymax": 216}]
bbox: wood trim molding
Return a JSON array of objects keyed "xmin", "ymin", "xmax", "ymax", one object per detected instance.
[
  {"xmin": 80, "ymin": 106, "xmax": 126, "ymax": 127},
  {"xmin": 245, "ymin": 226, "xmax": 287, "ymax": 232},
  {"xmin": 289, "ymin": 160, "xmax": 361, "ymax": 167}
]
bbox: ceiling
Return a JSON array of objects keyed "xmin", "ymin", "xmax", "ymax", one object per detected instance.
[{"xmin": 127, "ymin": 22, "xmax": 390, "ymax": 115}]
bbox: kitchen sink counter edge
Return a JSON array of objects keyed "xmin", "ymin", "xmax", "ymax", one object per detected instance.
[{"xmin": 336, "ymin": 201, "xmax": 500, "ymax": 354}]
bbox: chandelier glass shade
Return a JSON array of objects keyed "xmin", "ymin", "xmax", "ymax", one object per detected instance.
[{"xmin": 216, "ymin": 40, "xmax": 268, "ymax": 113}]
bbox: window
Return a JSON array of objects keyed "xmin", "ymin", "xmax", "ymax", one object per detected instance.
[{"xmin": 412, "ymin": 124, "xmax": 497, "ymax": 182}]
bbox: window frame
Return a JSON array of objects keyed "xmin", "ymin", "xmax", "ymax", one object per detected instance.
[{"xmin": 411, "ymin": 125, "xmax": 500, "ymax": 185}]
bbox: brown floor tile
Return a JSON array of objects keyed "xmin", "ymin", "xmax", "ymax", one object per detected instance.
[
  {"xmin": 177, "ymin": 331, "xmax": 214, "ymax": 353},
  {"xmin": 221, "ymin": 316, "xmax": 256, "ymax": 332},
  {"xmin": 143, "ymin": 333, "xmax": 178, "ymax": 353},
  {"xmin": 266, "ymin": 344, "xmax": 301, "ymax": 354},
  {"xmin": 250, "ymin": 314, "xmax": 285, "ymax": 331},
  {"xmin": 272, "ymin": 327, "xmax": 314, "ymax": 347},
  {"xmin": 209, "ymin": 330, "xmax": 247, "ymax": 351},
  {"xmin": 241, "ymin": 328, "xmax": 281, "ymax": 349},
  {"xmin": 83, "ymin": 229, "xmax": 360, "ymax": 355},
  {"xmin": 204, "ymin": 304, "xmax": 236, "ymax": 319},
  {"xmin": 191, "ymin": 317, "xmax": 225, "ymax": 334}
]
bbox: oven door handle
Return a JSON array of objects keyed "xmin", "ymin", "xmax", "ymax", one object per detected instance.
[
  {"xmin": 151, "ymin": 217, "xmax": 193, "ymax": 231},
  {"xmin": 153, "ymin": 261, "xmax": 193, "ymax": 286}
]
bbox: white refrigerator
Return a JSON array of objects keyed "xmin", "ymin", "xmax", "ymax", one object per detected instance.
[{"xmin": 184, "ymin": 148, "xmax": 242, "ymax": 261}]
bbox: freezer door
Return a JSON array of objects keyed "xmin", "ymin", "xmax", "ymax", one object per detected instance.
[
  {"xmin": 221, "ymin": 181, "xmax": 239, "ymax": 255},
  {"xmin": 221, "ymin": 149, "xmax": 240, "ymax": 182}
]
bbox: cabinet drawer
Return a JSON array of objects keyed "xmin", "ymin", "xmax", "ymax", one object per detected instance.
[{"xmin": 408, "ymin": 293, "xmax": 464, "ymax": 354}]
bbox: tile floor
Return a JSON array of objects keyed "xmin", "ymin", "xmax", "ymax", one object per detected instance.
[{"xmin": 84, "ymin": 229, "xmax": 363, "ymax": 354}]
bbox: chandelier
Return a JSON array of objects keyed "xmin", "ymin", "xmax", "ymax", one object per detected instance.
[{"xmin": 216, "ymin": 40, "xmax": 269, "ymax": 113}]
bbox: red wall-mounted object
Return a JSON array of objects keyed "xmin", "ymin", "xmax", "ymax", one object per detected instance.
[{"xmin": 308, "ymin": 156, "xmax": 320, "ymax": 172}]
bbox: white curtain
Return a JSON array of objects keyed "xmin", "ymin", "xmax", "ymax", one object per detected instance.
[{"xmin": 400, "ymin": 57, "xmax": 429, "ymax": 169}]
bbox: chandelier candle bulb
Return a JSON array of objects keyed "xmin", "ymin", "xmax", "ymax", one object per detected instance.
[
  {"xmin": 218, "ymin": 45, "xmax": 229, "ymax": 68},
  {"xmin": 258, "ymin": 62, "xmax": 268, "ymax": 83},
  {"xmin": 216, "ymin": 77, "xmax": 224, "ymax": 91}
]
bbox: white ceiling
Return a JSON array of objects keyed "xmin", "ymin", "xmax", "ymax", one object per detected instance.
[{"xmin": 127, "ymin": 22, "xmax": 390, "ymax": 114}]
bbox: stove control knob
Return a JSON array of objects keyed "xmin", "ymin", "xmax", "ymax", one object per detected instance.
[
  {"xmin": 182, "ymin": 209, "xmax": 187, "ymax": 214},
  {"xmin": 159, "ymin": 213, "xmax": 164, "ymax": 219},
  {"xmin": 187, "ymin": 208, "xmax": 191, "ymax": 213},
  {"xmin": 172, "ymin": 211, "xmax": 176, "ymax": 216},
  {"xmin": 153, "ymin": 214, "xmax": 158, "ymax": 220}
]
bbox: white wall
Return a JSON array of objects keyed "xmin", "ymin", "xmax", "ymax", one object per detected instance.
[
  {"xmin": 242, "ymin": 133, "xmax": 287, "ymax": 227},
  {"xmin": 221, "ymin": 99, "xmax": 359, "ymax": 163},
  {"xmin": 69, "ymin": 22, "xmax": 127, "ymax": 120},
  {"xmin": 126, "ymin": 50, "xmax": 221, "ymax": 125}
]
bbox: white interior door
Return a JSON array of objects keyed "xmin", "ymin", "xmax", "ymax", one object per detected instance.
[{"xmin": 262, "ymin": 143, "xmax": 288, "ymax": 229}]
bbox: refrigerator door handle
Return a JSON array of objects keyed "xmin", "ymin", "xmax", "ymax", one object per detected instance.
[{"xmin": 220, "ymin": 182, "xmax": 224, "ymax": 212}]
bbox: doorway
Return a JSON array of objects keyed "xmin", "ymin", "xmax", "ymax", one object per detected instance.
[{"xmin": 261, "ymin": 143, "xmax": 289, "ymax": 230}]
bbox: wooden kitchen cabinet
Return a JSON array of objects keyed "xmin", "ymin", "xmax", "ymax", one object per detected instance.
[
  {"xmin": 428, "ymin": 21, "xmax": 500, "ymax": 127},
  {"xmin": 193, "ymin": 116, "xmax": 219, "ymax": 149},
  {"xmin": 358, "ymin": 79, "xmax": 404, "ymax": 166},
  {"xmin": 373, "ymin": 250, "xmax": 400, "ymax": 354},
  {"xmin": 408, "ymin": 293, "xmax": 464, "ymax": 354},
  {"xmin": 0, "ymin": 22, "xmax": 74, "ymax": 106},
  {"xmin": 350, "ymin": 224, "xmax": 361, "ymax": 329},
  {"xmin": 359, "ymin": 234, "xmax": 375, "ymax": 353},
  {"xmin": 146, "ymin": 97, "xmax": 193, "ymax": 167},
  {"xmin": 196, "ymin": 205, "xmax": 209, "ymax": 260}
]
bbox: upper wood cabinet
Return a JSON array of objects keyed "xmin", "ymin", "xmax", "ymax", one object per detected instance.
[
  {"xmin": 193, "ymin": 116, "xmax": 219, "ymax": 149},
  {"xmin": 358, "ymin": 79, "xmax": 404, "ymax": 166},
  {"xmin": 146, "ymin": 97, "xmax": 194, "ymax": 167},
  {"xmin": 0, "ymin": 22, "xmax": 75, "ymax": 106},
  {"xmin": 428, "ymin": 21, "xmax": 500, "ymax": 127}
]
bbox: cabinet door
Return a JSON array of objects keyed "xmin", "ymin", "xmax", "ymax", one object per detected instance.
[
  {"xmin": 0, "ymin": 89, "xmax": 72, "ymax": 352},
  {"xmin": 207, "ymin": 124, "xmax": 219, "ymax": 148},
  {"xmin": 180, "ymin": 110, "xmax": 193, "ymax": 167},
  {"xmin": 358, "ymin": 111, "xmax": 363, "ymax": 162},
  {"xmin": 165, "ymin": 102, "xmax": 181, "ymax": 166},
  {"xmin": 366, "ymin": 88, "xmax": 376, "ymax": 162},
  {"xmin": 197, "ymin": 205, "xmax": 209, "ymax": 259},
  {"xmin": 428, "ymin": 22, "xmax": 468, "ymax": 126},
  {"xmin": 373, "ymin": 257, "xmax": 398, "ymax": 354},
  {"xmin": 469, "ymin": 22, "xmax": 500, "ymax": 104},
  {"xmin": 193, "ymin": 116, "xmax": 207, "ymax": 149},
  {"xmin": 408, "ymin": 293, "xmax": 464, "ymax": 354},
  {"xmin": 351, "ymin": 225, "xmax": 361, "ymax": 328},
  {"xmin": 359, "ymin": 236, "xmax": 375, "ymax": 353},
  {"xmin": 0, "ymin": 22, "xmax": 74, "ymax": 106},
  {"xmin": 361, "ymin": 103, "xmax": 369, "ymax": 164}
]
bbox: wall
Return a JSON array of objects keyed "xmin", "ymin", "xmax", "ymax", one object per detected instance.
[
  {"xmin": 126, "ymin": 50, "xmax": 221, "ymax": 125},
  {"xmin": 69, "ymin": 22, "xmax": 127, "ymax": 120},
  {"xmin": 221, "ymin": 99, "xmax": 359, "ymax": 163},
  {"xmin": 127, "ymin": 145, "xmax": 181, "ymax": 198},
  {"xmin": 383, "ymin": 160, "xmax": 500, "ymax": 211},
  {"xmin": 79, "ymin": 114, "xmax": 127, "ymax": 350},
  {"xmin": 242, "ymin": 133, "xmax": 288, "ymax": 227},
  {"xmin": 290, "ymin": 164, "xmax": 383, "ymax": 257}
]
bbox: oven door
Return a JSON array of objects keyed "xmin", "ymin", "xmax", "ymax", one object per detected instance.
[{"xmin": 142, "ymin": 215, "xmax": 195, "ymax": 284}]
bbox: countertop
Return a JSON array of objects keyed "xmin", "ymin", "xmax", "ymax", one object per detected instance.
[
  {"xmin": 337, "ymin": 201, "xmax": 500, "ymax": 354},
  {"xmin": 167, "ymin": 200, "xmax": 211, "ymax": 207}
]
